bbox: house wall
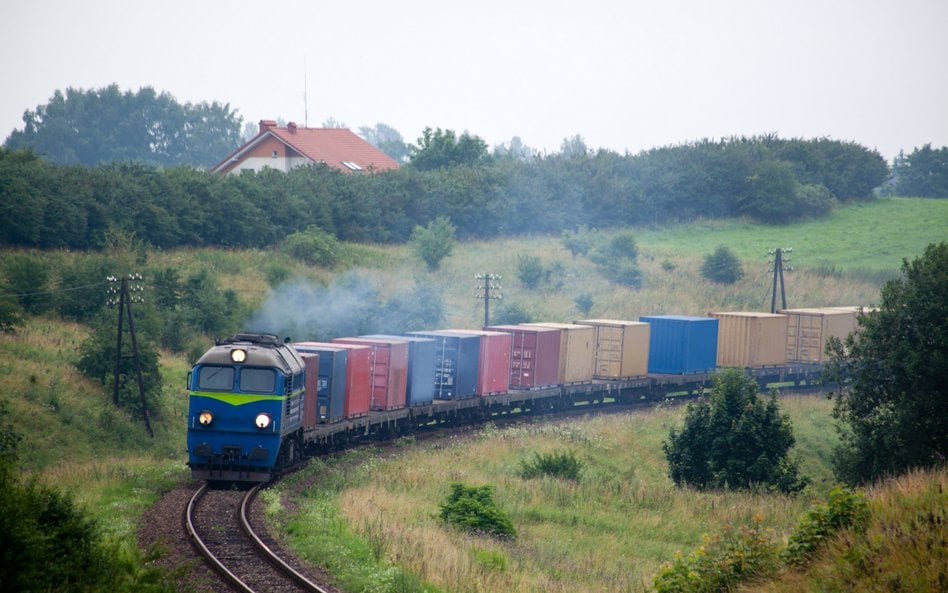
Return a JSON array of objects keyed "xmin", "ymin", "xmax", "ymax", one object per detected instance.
[{"xmin": 221, "ymin": 136, "xmax": 313, "ymax": 174}]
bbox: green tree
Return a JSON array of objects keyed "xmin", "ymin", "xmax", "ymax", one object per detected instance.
[
  {"xmin": 358, "ymin": 122, "xmax": 410, "ymax": 163},
  {"xmin": 517, "ymin": 254, "xmax": 546, "ymax": 289},
  {"xmin": 701, "ymin": 245, "xmax": 745, "ymax": 284},
  {"xmin": 409, "ymin": 216, "xmax": 456, "ymax": 271},
  {"xmin": 894, "ymin": 144, "xmax": 948, "ymax": 197},
  {"xmin": 824, "ymin": 242, "xmax": 948, "ymax": 484},
  {"xmin": 409, "ymin": 127, "xmax": 489, "ymax": 170},
  {"xmin": 663, "ymin": 369, "xmax": 808, "ymax": 492},
  {"xmin": 283, "ymin": 225, "xmax": 340, "ymax": 267}
]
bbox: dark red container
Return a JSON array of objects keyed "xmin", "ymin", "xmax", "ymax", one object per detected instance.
[
  {"xmin": 486, "ymin": 325, "xmax": 561, "ymax": 389},
  {"xmin": 292, "ymin": 341, "xmax": 371, "ymax": 418},
  {"xmin": 444, "ymin": 329, "xmax": 511, "ymax": 395},
  {"xmin": 298, "ymin": 352, "xmax": 320, "ymax": 430},
  {"xmin": 333, "ymin": 337, "xmax": 409, "ymax": 411}
]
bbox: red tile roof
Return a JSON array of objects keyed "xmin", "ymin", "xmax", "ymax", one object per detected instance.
[{"xmin": 212, "ymin": 120, "xmax": 400, "ymax": 174}]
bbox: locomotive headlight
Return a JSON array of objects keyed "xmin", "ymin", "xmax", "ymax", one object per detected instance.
[
  {"xmin": 198, "ymin": 410, "xmax": 213, "ymax": 426},
  {"xmin": 231, "ymin": 349, "xmax": 247, "ymax": 363},
  {"xmin": 254, "ymin": 412, "xmax": 271, "ymax": 429}
]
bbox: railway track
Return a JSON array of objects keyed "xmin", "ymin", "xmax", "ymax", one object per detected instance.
[{"xmin": 186, "ymin": 483, "xmax": 333, "ymax": 593}]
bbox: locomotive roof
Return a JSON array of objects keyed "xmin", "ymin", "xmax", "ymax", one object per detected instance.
[{"xmin": 196, "ymin": 335, "xmax": 305, "ymax": 374}]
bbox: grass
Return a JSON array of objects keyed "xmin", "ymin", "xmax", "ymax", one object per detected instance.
[{"xmin": 273, "ymin": 395, "xmax": 841, "ymax": 593}]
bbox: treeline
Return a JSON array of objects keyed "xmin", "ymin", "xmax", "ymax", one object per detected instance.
[{"xmin": 1, "ymin": 135, "xmax": 889, "ymax": 250}]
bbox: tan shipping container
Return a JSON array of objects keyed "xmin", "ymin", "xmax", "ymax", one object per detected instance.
[
  {"xmin": 779, "ymin": 307, "xmax": 859, "ymax": 363},
  {"xmin": 524, "ymin": 323, "xmax": 596, "ymax": 383},
  {"xmin": 574, "ymin": 319, "xmax": 650, "ymax": 379},
  {"xmin": 710, "ymin": 312, "xmax": 788, "ymax": 367}
]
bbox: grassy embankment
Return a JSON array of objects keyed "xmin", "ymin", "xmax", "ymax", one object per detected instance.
[{"xmin": 0, "ymin": 196, "xmax": 943, "ymax": 582}]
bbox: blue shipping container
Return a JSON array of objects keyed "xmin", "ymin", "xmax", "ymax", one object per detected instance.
[
  {"xmin": 292, "ymin": 344, "xmax": 348, "ymax": 423},
  {"xmin": 639, "ymin": 315, "xmax": 719, "ymax": 374},
  {"xmin": 361, "ymin": 335, "xmax": 436, "ymax": 406},
  {"xmin": 405, "ymin": 331, "xmax": 480, "ymax": 399}
]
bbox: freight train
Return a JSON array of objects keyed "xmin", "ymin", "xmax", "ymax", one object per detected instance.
[{"xmin": 186, "ymin": 307, "xmax": 862, "ymax": 482}]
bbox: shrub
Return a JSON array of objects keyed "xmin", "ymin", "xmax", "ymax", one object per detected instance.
[
  {"xmin": 283, "ymin": 225, "xmax": 340, "ymax": 267},
  {"xmin": 409, "ymin": 216, "xmax": 456, "ymax": 271},
  {"xmin": 701, "ymin": 246, "xmax": 744, "ymax": 284},
  {"xmin": 439, "ymin": 482, "xmax": 516, "ymax": 540},
  {"xmin": 518, "ymin": 450, "xmax": 583, "ymax": 481},
  {"xmin": 517, "ymin": 254, "xmax": 545, "ymax": 289},
  {"xmin": 574, "ymin": 293, "xmax": 594, "ymax": 316},
  {"xmin": 561, "ymin": 225, "xmax": 592, "ymax": 258},
  {"xmin": 491, "ymin": 302, "xmax": 532, "ymax": 325},
  {"xmin": 784, "ymin": 486, "xmax": 870, "ymax": 566},
  {"xmin": 608, "ymin": 259, "xmax": 644, "ymax": 288}
]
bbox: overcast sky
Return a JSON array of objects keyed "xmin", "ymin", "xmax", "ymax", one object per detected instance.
[{"xmin": 2, "ymin": 0, "xmax": 946, "ymax": 161}]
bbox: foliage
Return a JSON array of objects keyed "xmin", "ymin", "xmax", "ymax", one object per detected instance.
[
  {"xmin": 491, "ymin": 302, "xmax": 533, "ymax": 325},
  {"xmin": 701, "ymin": 245, "xmax": 745, "ymax": 284},
  {"xmin": 574, "ymin": 293, "xmax": 594, "ymax": 316},
  {"xmin": 784, "ymin": 486, "xmax": 869, "ymax": 566},
  {"xmin": 663, "ymin": 369, "xmax": 808, "ymax": 493},
  {"xmin": 4, "ymin": 84, "xmax": 243, "ymax": 167},
  {"xmin": 590, "ymin": 232, "xmax": 644, "ymax": 288},
  {"xmin": 561, "ymin": 225, "xmax": 592, "ymax": 257},
  {"xmin": 0, "ymin": 276, "xmax": 24, "ymax": 332},
  {"xmin": 824, "ymin": 242, "xmax": 948, "ymax": 484},
  {"xmin": 409, "ymin": 127, "xmax": 490, "ymax": 170},
  {"xmin": 283, "ymin": 225, "xmax": 340, "ymax": 267},
  {"xmin": 358, "ymin": 122, "xmax": 410, "ymax": 163},
  {"xmin": 409, "ymin": 216, "xmax": 456, "ymax": 271},
  {"xmin": 653, "ymin": 517, "xmax": 781, "ymax": 593},
  {"xmin": 517, "ymin": 449, "xmax": 583, "ymax": 481},
  {"xmin": 439, "ymin": 482, "xmax": 516, "ymax": 540},
  {"xmin": 1, "ymin": 252, "xmax": 54, "ymax": 315},
  {"xmin": 516, "ymin": 254, "xmax": 546, "ymax": 289},
  {"xmin": 893, "ymin": 144, "xmax": 948, "ymax": 197}
]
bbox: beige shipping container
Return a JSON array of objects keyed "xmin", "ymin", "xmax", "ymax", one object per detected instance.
[
  {"xmin": 574, "ymin": 319, "xmax": 650, "ymax": 379},
  {"xmin": 711, "ymin": 312, "xmax": 788, "ymax": 367},
  {"xmin": 779, "ymin": 307, "xmax": 859, "ymax": 363},
  {"xmin": 524, "ymin": 323, "xmax": 596, "ymax": 383}
]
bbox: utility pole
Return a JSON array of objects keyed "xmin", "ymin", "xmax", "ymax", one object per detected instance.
[
  {"xmin": 768, "ymin": 248, "xmax": 793, "ymax": 313},
  {"xmin": 475, "ymin": 273, "xmax": 502, "ymax": 327},
  {"xmin": 107, "ymin": 274, "xmax": 153, "ymax": 438}
]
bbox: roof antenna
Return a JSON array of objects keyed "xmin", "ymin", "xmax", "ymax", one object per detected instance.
[{"xmin": 303, "ymin": 57, "xmax": 309, "ymax": 128}]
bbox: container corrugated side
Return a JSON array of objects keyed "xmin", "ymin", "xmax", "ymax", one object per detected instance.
[
  {"xmin": 443, "ymin": 330, "xmax": 511, "ymax": 395},
  {"xmin": 292, "ymin": 342, "xmax": 368, "ymax": 419},
  {"xmin": 333, "ymin": 337, "xmax": 409, "ymax": 411},
  {"xmin": 524, "ymin": 322, "xmax": 596, "ymax": 383},
  {"xmin": 485, "ymin": 325, "xmax": 560, "ymax": 389},
  {"xmin": 293, "ymin": 344, "xmax": 346, "ymax": 423},
  {"xmin": 361, "ymin": 335, "xmax": 435, "ymax": 406},
  {"xmin": 638, "ymin": 315, "xmax": 718, "ymax": 374},
  {"xmin": 574, "ymin": 319, "xmax": 650, "ymax": 379},
  {"xmin": 405, "ymin": 331, "xmax": 480, "ymax": 399},
  {"xmin": 711, "ymin": 312, "xmax": 788, "ymax": 367},
  {"xmin": 778, "ymin": 307, "xmax": 858, "ymax": 363},
  {"xmin": 298, "ymin": 352, "xmax": 320, "ymax": 429}
]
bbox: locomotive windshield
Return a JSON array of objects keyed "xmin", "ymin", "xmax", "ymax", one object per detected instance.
[
  {"xmin": 240, "ymin": 368, "xmax": 277, "ymax": 393},
  {"xmin": 195, "ymin": 365, "xmax": 277, "ymax": 394},
  {"xmin": 198, "ymin": 365, "xmax": 234, "ymax": 390}
]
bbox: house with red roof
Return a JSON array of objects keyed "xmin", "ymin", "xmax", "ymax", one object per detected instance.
[{"xmin": 211, "ymin": 120, "xmax": 400, "ymax": 175}]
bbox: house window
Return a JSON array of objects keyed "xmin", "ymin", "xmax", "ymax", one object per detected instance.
[
  {"xmin": 342, "ymin": 161, "xmax": 362, "ymax": 171},
  {"xmin": 272, "ymin": 150, "xmax": 278, "ymax": 158}
]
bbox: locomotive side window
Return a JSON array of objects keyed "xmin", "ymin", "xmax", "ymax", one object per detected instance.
[
  {"xmin": 240, "ymin": 368, "xmax": 277, "ymax": 393},
  {"xmin": 198, "ymin": 366, "xmax": 235, "ymax": 390}
]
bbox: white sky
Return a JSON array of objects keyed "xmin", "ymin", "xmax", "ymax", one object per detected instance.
[{"xmin": 2, "ymin": 0, "xmax": 946, "ymax": 162}]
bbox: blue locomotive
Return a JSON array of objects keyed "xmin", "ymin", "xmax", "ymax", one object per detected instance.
[{"xmin": 187, "ymin": 333, "xmax": 306, "ymax": 482}]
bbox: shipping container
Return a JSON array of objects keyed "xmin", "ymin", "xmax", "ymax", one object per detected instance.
[
  {"xmin": 405, "ymin": 331, "xmax": 480, "ymax": 399},
  {"xmin": 485, "ymin": 325, "xmax": 560, "ymax": 389},
  {"xmin": 444, "ymin": 330, "xmax": 512, "ymax": 395},
  {"xmin": 292, "ymin": 342, "xmax": 371, "ymax": 418},
  {"xmin": 524, "ymin": 322, "xmax": 596, "ymax": 383},
  {"xmin": 710, "ymin": 312, "xmax": 788, "ymax": 367},
  {"xmin": 333, "ymin": 337, "xmax": 408, "ymax": 411},
  {"xmin": 360, "ymin": 335, "xmax": 436, "ymax": 406},
  {"xmin": 298, "ymin": 352, "xmax": 320, "ymax": 429},
  {"xmin": 778, "ymin": 307, "xmax": 859, "ymax": 363},
  {"xmin": 639, "ymin": 315, "xmax": 718, "ymax": 374},
  {"xmin": 574, "ymin": 319, "xmax": 650, "ymax": 379}
]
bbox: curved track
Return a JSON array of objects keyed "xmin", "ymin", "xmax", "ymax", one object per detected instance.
[{"xmin": 186, "ymin": 483, "xmax": 332, "ymax": 593}]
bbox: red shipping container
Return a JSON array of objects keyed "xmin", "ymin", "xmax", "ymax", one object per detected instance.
[
  {"xmin": 333, "ymin": 337, "xmax": 409, "ymax": 411},
  {"xmin": 444, "ymin": 330, "xmax": 511, "ymax": 395},
  {"xmin": 486, "ymin": 325, "xmax": 561, "ymax": 389},
  {"xmin": 292, "ymin": 342, "xmax": 371, "ymax": 418},
  {"xmin": 298, "ymin": 352, "xmax": 320, "ymax": 430}
]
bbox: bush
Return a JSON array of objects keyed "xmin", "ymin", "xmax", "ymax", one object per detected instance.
[
  {"xmin": 608, "ymin": 259, "xmax": 644, "ymax": 288},
  {"xmin": 574, "ymin": 293, "xmax": 594, "ymax": 316},
  {"xmin": 784, "ymin": 486, "xmax": 870, "ymax": 566},
  {"xmin": 283, "ymin": 225, "xmax": 340, "ymax": 267},
  {"xmin": 701, "ymin": 246, "xmax": 744, "ymax": 284},
  {"xmin": 518, "ymin": 450, "xmax": 583, "ymax": 481},
  {"xmin": 561, "ymin": 225, "xmax": 592, "ymax": 258},
  {"xmin": 439, "ymin": 483, "xmax": 516, "ymax": 540},
  {"xmin": 491, "ymin": 302, "xmax": 532, "ymax": 325},
  {"xmin": 410, "ymin": 216, "xmax": 456, "ymax": 271},
  {"xmin": 517, "ymin": 254, "xmax": 545, "ymax": 289}
]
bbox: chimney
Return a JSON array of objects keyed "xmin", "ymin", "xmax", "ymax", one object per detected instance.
[
  {"xmin": 287, "ymin": 121, "xmax": 297, "ymax": 134},
  {"xmin": 259, "ymin": 119, "xmax": 277, "ymax": 133}
]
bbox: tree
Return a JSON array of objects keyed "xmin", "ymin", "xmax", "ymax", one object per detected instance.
[
  {"xmin": 701, "ymin": 246, "xmax": 744, "ymax": 284},
  {"xmin": 409, "ymin": 127, "xmax": 489, "ymax": 170},
  {"xmin": 358, "ymin": 122, "xmax": 410, "ymax": 163},
  {"xmin": 409, "ymin": 216, "xmax": 456, "ymax": 271},
  {"xmin": 894, "ymin": 144, "xmax": 948, "ymax": 197},
  {"xmin": 663, "ymin": 369, "xmax": 807, "ymax": 492},
  {"xmin": 824, "ymin": 242, "xmax": 948, "ymax": 484}
]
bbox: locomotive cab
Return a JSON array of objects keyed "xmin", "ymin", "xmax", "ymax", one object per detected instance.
[{"xmin": 187, "ymin": 333, "xmax": 306, "ymax": 482}]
